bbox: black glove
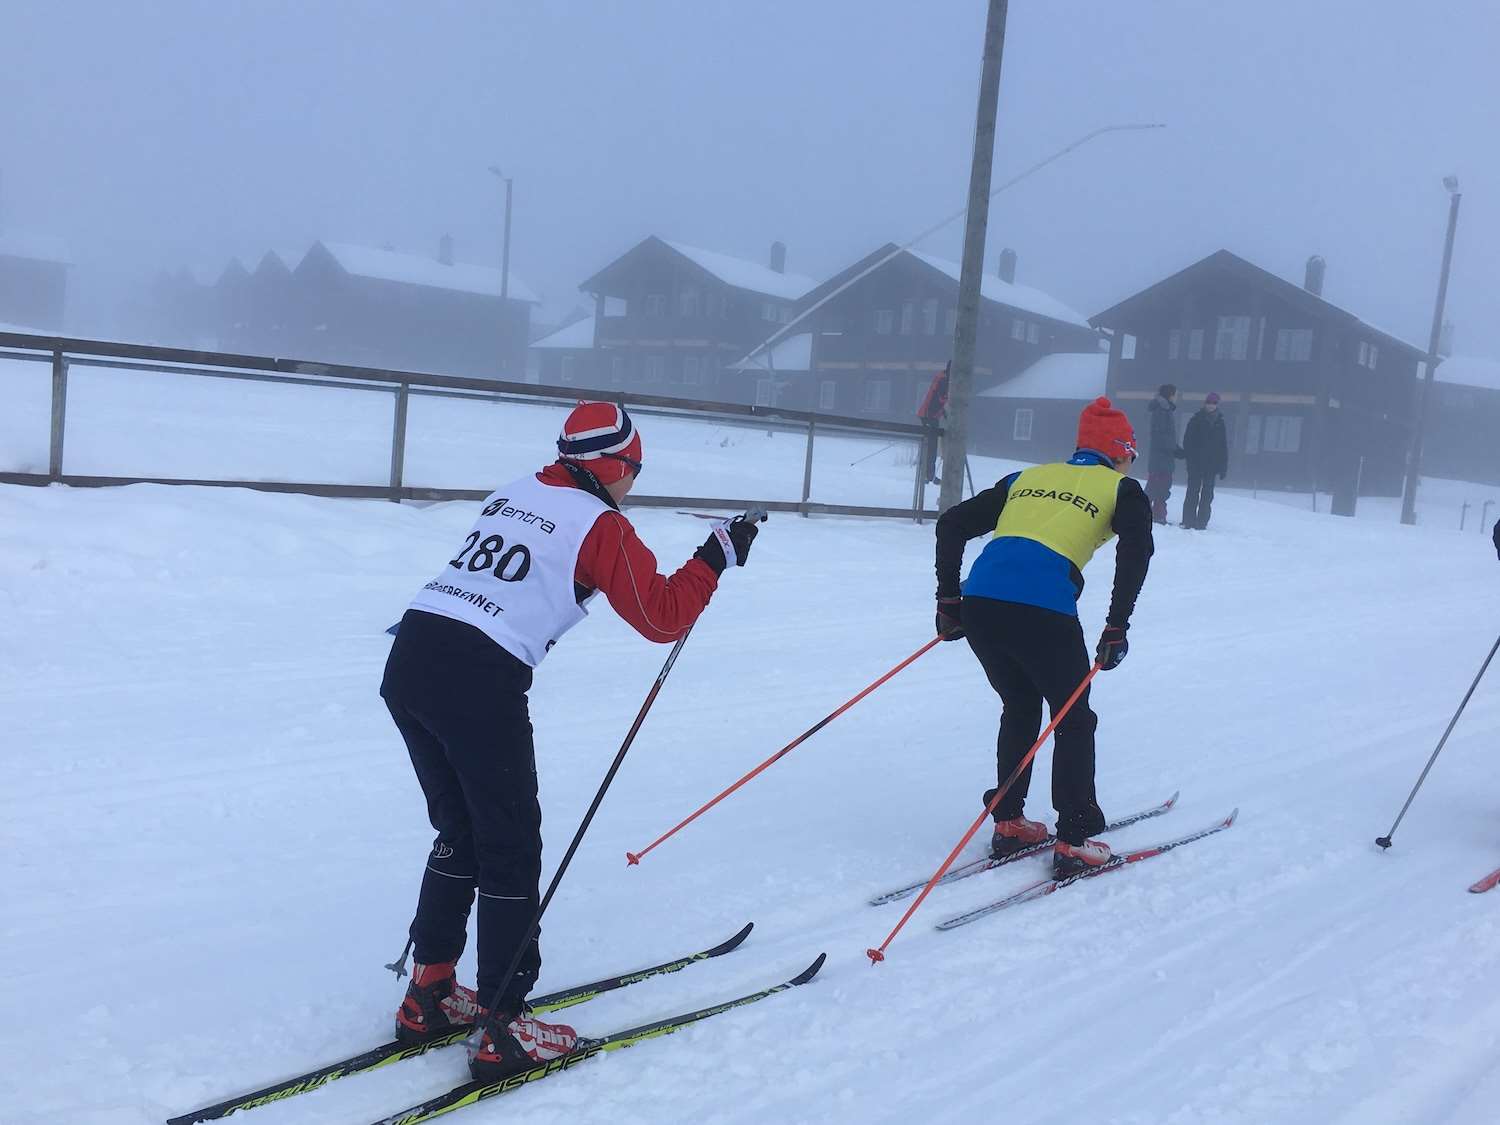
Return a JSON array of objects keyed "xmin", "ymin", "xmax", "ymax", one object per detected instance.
[
  {"xmin": 936, "ymin": 596, "xmax": 964, "ymax": 641},
  {"xmin": 694, "ymin": 515, "xmax": 759, "ymax": 575},
  {"xmin": 1096, "ymin": 625, "xmax": 1129, "ymax": 671}
]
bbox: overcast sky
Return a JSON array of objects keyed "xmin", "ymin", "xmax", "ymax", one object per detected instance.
[{"xmin": 3, "ymin": 0, "xmax": 1495, "ymax": 356}]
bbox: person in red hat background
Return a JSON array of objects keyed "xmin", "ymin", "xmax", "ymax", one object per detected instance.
[
  {"xmin": 916, "ymin": 363, "xmax": 950, "ymax": 485},
  {"xmin": 380, "ymin": 401, "xmax": 759, "ymax": 1081},
  {"xmin": 933, "ymin": 396, "xmax": 1154, "ymax": 877},
  {"xmin": 1180, "ymin": 391, "xmax": 1228, "ymax": 530}
]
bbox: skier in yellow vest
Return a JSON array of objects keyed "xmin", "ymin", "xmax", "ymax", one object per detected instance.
[{"xmin": 934, "ymin": 397, "xmax": 1154, "ymax": 877}]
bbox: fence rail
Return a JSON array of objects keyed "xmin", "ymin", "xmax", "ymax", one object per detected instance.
[{"xmin": 0, "ymin": 330, "xmax": 939, "ymax": 520}]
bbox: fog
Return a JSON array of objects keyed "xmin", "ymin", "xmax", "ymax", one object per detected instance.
[{"xmin": 3, "ymin": 0, "xmax": 1496, "ymax": 356}]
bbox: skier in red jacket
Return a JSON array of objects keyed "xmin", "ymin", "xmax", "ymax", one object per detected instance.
[
  {"xmin": 917, "ymin": 364, "xmax": 950, "ymax": 485},
  {"xmin": 381, "ymin": 401, "xmax": 759, "ymax": 1081}
]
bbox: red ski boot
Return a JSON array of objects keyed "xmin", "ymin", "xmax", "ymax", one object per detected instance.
[
  {"xmin": 991, "ymin": 814, "xmax": 1049, "ymax": 858},
  {"xmin": 469, "ymin": 1010, "xmax": 580, "ymax": 1082},
  {"xmin": 1053, "ymin": 838, "xmax": 1113, "ymax": 879},
  {"xmin": 395, "ymin": 962, "xmax": 481, "ymax": 1043}
]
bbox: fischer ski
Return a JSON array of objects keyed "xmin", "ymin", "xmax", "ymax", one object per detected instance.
[
  {"xmin": 365, "ymin": 953, "xmax": 827, "ymax": 1125},
  {"xmin": 936, "ymin": 809, "xmax": 1238, "ymax": 931},
  {"xmin": 869, "ymin": 792, "xmax": 1179, "ymax": 906},
  {"xmin": 165, "ymin": 922, "xmax": 754, "ymax": 1125},
  {"xmin": 1469, "ymin": 866, "xmax": 1500, "ymax": 894}
]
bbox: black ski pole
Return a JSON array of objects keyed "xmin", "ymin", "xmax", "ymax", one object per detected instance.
[
  {"xmin": 474, "ymin": 508, "xmax": 767, "ymax": 1044},
  {"xmin": 1376, "ymin": 630, "xmax": 1500, "ymax": 849}
]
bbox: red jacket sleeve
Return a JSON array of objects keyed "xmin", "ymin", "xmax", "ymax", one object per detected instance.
[{"xmin": 575, "ymin": 511, "xmax": 720, "ymax": 643}]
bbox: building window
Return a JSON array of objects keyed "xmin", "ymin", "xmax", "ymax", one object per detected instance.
[
  {"xmin": 1367, "ymin": 344, "xmax": 1380, "ymax": 370},
  {"xmin": 780, "ymin": 306, "xmax": 792, "ymax": 324},
  {"xmin": 1276, "ymin": 328, "xmax": 1314, "ymax": 362},
  {"xmin": 684, "ymin": 355, "xmax": 701, "ymax": 385},
  {"xmin": 1121, "ymin": 333, "xmax": 1137, "ymax": 360},
  {"xmin": 704, "ymin": 291, "xmax": 717, "ymax": 318},
  {"xmin": 1215, "ymin": 315, "xmax": 1251, "ymax": 360},
  {"xmin": 1010, "ymin": 318, "xmax": 1027, "ymax": 341},
  {"xmin": 705, "ymin": 353, "xmax": 720, "ymax": 383},
  {"xmin": 1013, "ymin": 407, "xmax": 1034, "ymax": 441},
  {"xmin": 644, "ymin": 293, "xmax": 667, "ymax": 317},
  {"xmin": 645, "ymin": 355, "xmax": 665, "ymax": 383},
  {"xmin": 819, "ymin": 380, "xmax": 835, "ymax": 411},
  {"xmin": 1245, "ymin": 414, "xmax": 1262, "ymax": 455},
  {"xmin": 1168, "ymin": 329, "xmax": 1182, "ymax": 360},
  {"xmin": 1026, "ymin": 322, "xmax": 1040, "ymax": 345},
  {"xmin": 1188, "ymin": 328, "xmax": 1205, "ymax": 360},
  {"xmin": 762, "ymin": 301, "xmax": 780, "ymax": 322},
  {"xmin": 875, "ymin": 309, "xmax": 895, "ymax": 335},
  {"xmin": 900, "ymin": 302, "xmax": 915, "ymax": 335},
  {"xmin": 679, "ymin": 286, "xmax": 699, "ymax": 317},
  {"xmin": 921, "ymin": 298, "xmax": 938, "ymax": 335},
  {"xmin": 604, "ymin": 296, "xmax": 628, "ymax": 317},
  {"xmin": 560, "ymin": 355, "xmax": 576, "ymax": 385},
  {"xmin": 864, "ymin": 379, "xmax": 892, "ymax": 412},
  {"xmin": 822, "ymin": 310, "xmax": 843, "ymax": 335},
  {"xmin": 1262, "ymin": 415, "xmax": 1303, "ymax": 453},
  {"xmin": 755, "ymin": 379, "xmax": 774, "ymax": 406},
  {"xmin": 944, "ymin": 307, "xmax": 958, "ymax": 336},
  {"xmin": 611, "ymin": 355, "xmax": 626, "ymax": 385}
]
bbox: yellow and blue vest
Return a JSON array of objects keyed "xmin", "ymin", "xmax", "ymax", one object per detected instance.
[{"xmin": 962, "ymin": 451, "xmax": 1121, "ymax": 617}]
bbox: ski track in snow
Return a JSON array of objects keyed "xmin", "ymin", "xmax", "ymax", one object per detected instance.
[{"xmin": 5, "ymin": 459, "xmax": 1500, "ymax": 1124}]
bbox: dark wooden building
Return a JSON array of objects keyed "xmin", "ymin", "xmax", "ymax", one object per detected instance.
[
  {"xmin": 529, "ymin": 312, "xmax": 598, "ymax": 388},
  {"xmin": 0, "ymin": 233, "xmax": 69, "ymax": 332},
  {"xmin": 547, "ymin": 236, "xmax": 815, "ymax": 398},
  {"xmin": 1092, "ymin": 250, "xmax": 1426, "ymax": 498},
  {"xmin": 1425, "ymin": 356, "xmax": 1500, "ymax": 486},
  {"xmin": 973, "ymin": 351, "xmax": 1108, "ymax": 461},
  {"xmin": 287, "ymin": 239, "xmax": 536, "ymax": 378},
  {"xmin": 732, "ymin": 245, "xmax": 1101, "ymax": 423}
]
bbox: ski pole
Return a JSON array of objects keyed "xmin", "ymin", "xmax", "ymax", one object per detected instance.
[
  {"xmin": 476, "ymin": 509, "xmax": 766, "ymax": 1041},
  {"xmin": 867, "ymin": 662, "xmax": 1101, "ymax": 965},
  {"xmin": 1376, "ymin": 630, "xmax": 1500, "ymax": 849},
  {"xmin": 850, "ymin": 442, "xmax": 895, "ymax": 467},
  {"xmin": 626, "ymin": 637, "xmax": 942, "ymax": 865}
]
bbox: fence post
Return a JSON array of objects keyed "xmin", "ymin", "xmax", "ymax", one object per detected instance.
[
  {"xmin": 1460, "ymin": 502, "xmax": 1469, "ymax": 531},
  {"xmin": 48, "ymin": 350, "xmax": 68, "ymax": 482},
  {"xmin": 800, "ymin": 417, "xmax": 816, "ymax": 517},
  {"xmin": 389, "ymin": 382, "xmax": 410, "ymax": 501},
  {"xmin": 912, "ymin": 431, "xmax": 928, "ymax": 522}
]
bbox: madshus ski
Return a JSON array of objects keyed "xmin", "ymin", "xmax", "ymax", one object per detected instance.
[
  {"xmin": 366, "ymin": 954, "xmax": 827, "ymax": 1125},
  {"xmin": 868, "ymin": 792, "xmax": 1179, "ymax": 906},
  {"xmin": 165, "ymin": 922, "xmax": 754, "ymax": 1125},
  {"xmin": 936, "ymin": 809, "xmax": 1239, "ymax": 930},
  {"xmin": 1470, "ymin": 866, "xmax": 1500, "ymax": 894}
]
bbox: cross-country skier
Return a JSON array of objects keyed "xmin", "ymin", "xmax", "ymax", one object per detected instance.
[
  {"xmin": 1493, "ymin": 517, "xmax": 1498, "ymax": 561},
  {"xmin": 381, "ymin": 401, "xmax": 759, "ymax": 1081},
  {"xmin": 933, "ymin": 397, "xmax": 1154, "ymax": 877}
]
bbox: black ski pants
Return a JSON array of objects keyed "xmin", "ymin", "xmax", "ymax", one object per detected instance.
[
  {"xmin": 381, "ymin": 609, "xmax": 543, "ymax": 1015},
  {"xmin": 961, "ymin": 597, "xmax": 1105, "ymax": 845},
  {"xmin": 1182, "ymin": 470, "xmax": 1217, "ymax": 529}
]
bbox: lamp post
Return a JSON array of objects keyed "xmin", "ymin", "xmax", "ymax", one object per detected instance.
[
  {"xmin": 487, "ymin": 165, "xmax": 515, "ymax": 374},
  {"xmin": 1400, "ymin": 176, "xmax": 1463, "ymax": 526}
]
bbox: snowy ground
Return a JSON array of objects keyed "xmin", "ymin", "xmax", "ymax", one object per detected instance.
[{"xmin": 6, "ymin": 410, "xmax": 1500, "ymax": 1124}]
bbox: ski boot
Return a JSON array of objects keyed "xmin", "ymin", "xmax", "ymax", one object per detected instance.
[
  {"xmin": 469, "ymin": 1009, "xmax": 580, "ymax": 1082},
  {"xmin": 1053, "ymin": 838, "xmax": 1113, "ymax": 879},
  {"xmin": 395, "ymin": 961, "xmax": 481, "ymax": 1043},
  {"xmin": 990, "ymin": 813, "xmax": 1049, "ymax": 859}
]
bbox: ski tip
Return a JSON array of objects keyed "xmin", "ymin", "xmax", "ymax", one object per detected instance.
[
  {"xmin": 710, "ymin": 922, "xmax": 755, "ymax": 954},
  {"xmin": 1224, "ymin": 808, "xmax": 1239, "ymax": 827},
  {"xmin": 793, "ymin": 953, "xmax": 828, "ymax": 984},
  {"xmin": 865, "ymin": 947, "xmax": 884, "ymax": 966},
  {"xmin": 625, "ymin": 852, "xmax": 640, "ymax": 866},
  {"xmin": 1165, "ymin": 790, "xmax": 1181, "ymax": 809}
]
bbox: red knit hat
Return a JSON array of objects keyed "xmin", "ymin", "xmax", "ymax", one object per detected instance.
[
  {"xmin": 556, "ymin": 401, "xmax": 643, "ymax": 485},
  {"xmin": 1076, "ymin": 397, "xmax": 1137, "ymax": 462}
]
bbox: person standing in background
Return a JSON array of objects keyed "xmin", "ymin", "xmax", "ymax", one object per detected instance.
[
  {"xmin": 917, "ymin": 363, "xmax": 950, "ymax": 485},
  {"xmin": 1145, "ymin": 384, "xmax": 1184, "ymax": 525},
  {"xmin": 1181, "ymin": 392, "xmax": 1229, "ymax": 530}
]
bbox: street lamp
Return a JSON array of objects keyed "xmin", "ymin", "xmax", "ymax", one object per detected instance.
[
  {"xmin": 1399, "ymin": 175, "xmax": 1463, "ymax": 526},
  {"xmin": 486, "ymin": 165, "xmax": 514, "ymax": 303}
]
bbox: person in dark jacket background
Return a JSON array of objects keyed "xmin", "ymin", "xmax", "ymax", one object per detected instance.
[
  {"xmin": 917, "ymin": 363, "xmax": 950, "ymax": 485},
  {"xmin": 1493, "ymin": 517, "xmax": 1499, "ymax": 560},
  {"xmin": 1181, "ymin": 392, "xmax": 1229, "ymax": 530},
  {"xmin": 1145, "ymin": 384, "xmax": 1183, "ymax": 525}
]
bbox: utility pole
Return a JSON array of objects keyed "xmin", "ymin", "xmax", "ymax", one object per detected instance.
[
  {"xmin": 1400, "ymin": 176, "xmax": 1462, "ymax": 526},
  {"xmin": 940, "ymin": 0, "xmax": 1009, "ymax": 513},
  {"xmin": 488, "ymin": 165, "xmax": 515, "ymax": 373}
]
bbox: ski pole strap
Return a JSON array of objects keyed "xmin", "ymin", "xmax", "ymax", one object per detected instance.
[
  {"xmin": 626, "ymin": 636, "xmax": 942, "ymax": 866},
  {"xmin": 866, "ymin": 661, "xmax": 1101, "ymax": 965}
]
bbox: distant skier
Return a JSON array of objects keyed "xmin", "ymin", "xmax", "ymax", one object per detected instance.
[
  {"xmin": 917, "ymin": 363, "xmax": 950, "ymax": 485},
  {"xmin": 1493, "ymin": 517, "xmax": 1499, "ymax": 560},
  {"xmin": 381, "ymin": 401, "xmax": 759, "ymax": 1081},
  {"xmin": 1180, "ymin": 392, "xmax": 1228, "ymax": 529},
  {"xmin": 1145, "ymin": 383, "xmax": 1184, "ymax": 524},
  {"xmin": 934, "ymin": 396, "xmax": 1154, "ymax": 877}
]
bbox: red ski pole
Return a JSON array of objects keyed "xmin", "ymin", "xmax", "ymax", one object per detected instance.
[
  {"xmin": 627, "ymin": 637, "xmax": 942, "ymax": 866},
  {"xmin": 866, "ymin": 662, "xmax": 1101, "ymax": 965}
]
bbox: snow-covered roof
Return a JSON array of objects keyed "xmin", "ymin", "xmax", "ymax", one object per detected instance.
[
  {"xmin": 906, "ymin": 250, "xmax": 1088, "ymax": 327},
  {"xmin": 319, "ymin": 241, "xmax": 539, "ymax": 303},
  {"xmin": 664, "ymin": 241, "xmax": 815, "ymax": 301},
  {"xmin": 731, "ymin": 332, "xmax": 814, "ymax": 372},
  {"xmin": 1434, "ymin": 355, "xmax": 1500, "ymax": 392},
  {"xmin": 530, "ymin": 314, "xmax": 596, "ymax": 349},
  {"xmin": 980, "ymin": 351, "xmax": 1108, "ymax": 401},
  {"xmin": 0, "ymin": 233, "xmax": 71, "ymax": 265}
]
